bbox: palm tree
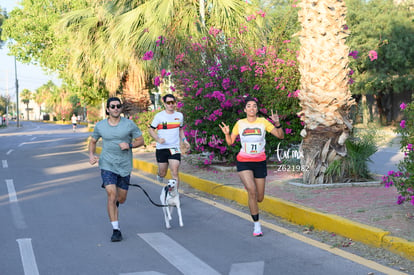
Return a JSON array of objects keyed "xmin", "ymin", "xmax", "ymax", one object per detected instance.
[
  {"xmin": 34, "ymin": 81, "xmax": 56, "ymax": 120},
  {"xmin": 20, "ymin": 89, "xmax": 32, "ymax": 120},
  {"xmin": 58, "ymin": 0, "xmax": 263, "ymax": 114},
  {"xmin": 296, "ymin": 0, "xmax": 355, "ymax": 184}
]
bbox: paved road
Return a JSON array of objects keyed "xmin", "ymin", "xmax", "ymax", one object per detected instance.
[{"xmin": 0, "ymin": 122, "xmax": 399, "ymax": 275}]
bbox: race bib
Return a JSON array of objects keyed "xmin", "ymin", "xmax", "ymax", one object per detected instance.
[
  {"xmin": 243, "ymin": 142, "xmax": 264, "ymax": 154},
  {"xmin": 169, "ymin": 147, "xmax": 181, "ymax": 155}
]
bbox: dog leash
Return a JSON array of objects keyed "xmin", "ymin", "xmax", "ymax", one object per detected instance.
[{"xmin": 127, "ymin": 183, "xmax": 169, "ymax": 207}]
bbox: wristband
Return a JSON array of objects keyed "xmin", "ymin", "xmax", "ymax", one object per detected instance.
[
  {"xmin": 275, "ymin": 124, "xmax": 282, "ymax": 129},
  {"xmin": 129, "ymin": 143, "xmax": 133, "ymax": 148},
  {"xmin": 182, "ymin": 138, "xmax": 187, "ymax": 142}
]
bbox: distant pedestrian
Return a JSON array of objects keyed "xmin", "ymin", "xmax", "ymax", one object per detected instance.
[
  {"xmin": 148, "ymin": 94, "xmax": 190, "ymax": 187},
  {"xmin": 219, "ymin": 96, "xmax": 284, "ymax": 237},
  {"xmin": 71, "ymin": 114, "xmax": 77, "ymax": 132},
  {"xmin": 88, "ymin": 97, "xmax": 144, "ymax": 242}
]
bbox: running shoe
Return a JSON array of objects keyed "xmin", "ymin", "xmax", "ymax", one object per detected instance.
[
  {"xmin": 253, "ymin": 231, "xmax": 264, "ymax": 237},
  {"xmin": 157, "ymin": 175, "xmax": 164, "ymax": 183},
  {"xmin": 253, "ymin": 223, "xmax": 263, "ymax": 237},
  {"xmin": 111, "ymin": 229, "xmax": 123, "ymax": 242}
]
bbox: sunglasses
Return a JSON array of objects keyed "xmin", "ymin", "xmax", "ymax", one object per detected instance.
[
  {"xmin": 165, "ymin": 101, "xmax": 176, "ymax": 105},
  {"xmin": 109, "ymin": 104, "xmax": 122, "ymax": 109}
]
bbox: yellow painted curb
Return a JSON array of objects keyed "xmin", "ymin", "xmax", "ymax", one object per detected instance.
[
  {"xmin": 180, "ymin": 170, "xmax": 390, "ymax": 247},
  {"xmin": 131, "ymin": 158, "xmax": 414, "ymax": 261},
  {"xmin": 261, "ymin": 197, "xmax": 390, "ymax": 247},
  {"xmin": 383, "ymin": 236, "xmax": 414, "ymax": 261}
]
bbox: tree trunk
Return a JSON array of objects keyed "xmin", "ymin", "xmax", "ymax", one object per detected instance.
[
  {"xmin": 26, "ymin": 103, "xmax": 30, "ymax": 120},
  {"xmin": 296, "ymin": 0, "xmax": 354, "ymax": 184},
  {"xmin": 361, "ymin": 94, "xmax": 369, "ymax": 126},
  {"xmin": 375, "ymin": 92, "xmax": 388, "ymax": 125},
  {"xmin": 301, "ymin": 125, "xmax": 349, "ymax": 184}
]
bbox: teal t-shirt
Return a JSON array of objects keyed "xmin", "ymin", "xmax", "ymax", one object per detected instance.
[{"xmin": 92, "ymin": 117, "xmax": 142, "ymax": 177}]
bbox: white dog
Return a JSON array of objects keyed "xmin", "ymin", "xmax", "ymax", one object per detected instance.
[{"xmin": 160, "ymin": 179, "xmax": 183, "ymax": 229}]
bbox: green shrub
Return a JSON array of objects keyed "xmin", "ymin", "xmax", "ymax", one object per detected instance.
[
  {"xmin": 382, "ymin": 98, "xmax": 414, "ymax": 204},
  {"xmin": 131, "ymin": 109, "xmax": 161, "ymax": 148},
  {"xmin": 326, "ymin": 129, "xmax": 378, "ymax": 182}
]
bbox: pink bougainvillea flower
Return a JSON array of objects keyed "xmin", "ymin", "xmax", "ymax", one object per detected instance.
[
  {"xmin": 288, "ymin": 90, "xmax": 300, "ymax": 98},
  {"xmin": 342, "ymin": 24, "xmax": 349, "ymax": 30},
  {"xmin": 256, "ymin": 10, "xmax": 266, "ymax": 17},
  {"xmin": 400, "ymin": 120, "xmax": 406, "ymax": 128},
  {"xmin": 170, "ymin": 86, "xmax": 176, "ymax": 92},
  {"xmin": 285, "ymin": 128, "xmax": 292, "ymax": 134},
  {"xmin": 220, "ymin": 100, "xmax": 233, "ymax": 109},
  {"xmin": 348, "ymin": 51, "xmax": 359, "ymax": 59},
  {"xmin": 153, "ymin": 76, "xmax": 161, "ymax": 86},
  {"xmin": 175, "ymin": 53, "xmax": 184, "ymax": 62},
  {"xmin": 239, "ymin": 25, "xmax": 248, "ymax": 34},
  {"xmin": 408, "ymin": 144, "xmax": 413, "ymax": 151},
  {"xmin": 177, "ymin": 102, "xmax": 184, "ymax": 109},
  {"xmin": 240, "ymin": 65, "xmax": 251, "ymax": 73},
  {"xmin": 246, "ymin": 15, "xmax": 256, "ymax": 21},
  {"xmin": 160, "ymin": 69, "xmax": 167, "ymax": 78},
  {"xmin": 400, "ymin": 102, "xmax": 407, "ymax": 110},
  {"xmin": 142, "ymin": 51, "xmax": 154, "ymax": 61},
  {"xmin": 368, "ymin": 50, "xmax": 378, "ymax": 61},
  {"xmin": 397, "ymin": 195, "xmax": 406, "ymax": 205},
  {"xmin": 211, "ymin": 91, "xmax": 225, "ymax": 102},
  {"xmin": 195, "ymin": 88, "xmax": 203, "ymax": 96},
  {"xmin": 208, "ymin": 26, "xmax": 221, "ymax": 37},
  {"xmin": 348, "ymin": 78, "xmax": 355, "ymax": 85},
  {"xmin": 222, "ymin": 78, "xmax": 231, "ymax": 90},
  {"xmin": 348, "ymin": 69, "xmax": 354, "ymax": 76},
  {"xmin": 255, "ymin": 47, "xmax": 266, "ymax": 56},
  {"xmin": 283, "ymin": 40, "xmax": 291, "ymax": 43},
  {"xmin": 253, "ymin": 85, "xmax": 260, "ymax": 90},
  {"xmin": 411, "ymin": 196, "xmax": 414, "ymax": 206}
]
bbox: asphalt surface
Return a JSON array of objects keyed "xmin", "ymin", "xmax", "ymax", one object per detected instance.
[{"xmin": 0, "ymin": 121, "xmax": 407, "ymax": 275}]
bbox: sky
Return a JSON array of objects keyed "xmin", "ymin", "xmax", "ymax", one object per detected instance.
[{"xmin": 0, "ymin": 0, "xmax": 61, "ymax": 101}]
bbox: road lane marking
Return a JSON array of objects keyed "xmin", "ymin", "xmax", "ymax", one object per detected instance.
[
  {"xmin": 132, "ymin": 171, "xmax": 407, "ymax": 275},
  {"xmin": 5, "ymin": 179, "xmax": 27, "ymax": 229},
  {"xmin": 17, "ymin": 238, "xmax": 40, "ymax": 275},
  {"xmin": 6, "ymin": 179, "xmax": 17, "ymax": 202},
  {"xmin": 2, "ymin": 159, "xmax": 8, "ymax": 168},
  {"xmin": 30, "ymin": 137, "xmax": 36, "ymax": 141},
  {"xmin": 120, "ymin": 272, "xmax": 166, "ymax": 275},
  {"xmin": 184, "ymin": 193, "xmax": 407, "ymax": 275},
  {"xmin": 18, "ymin": 143, "xmax": 25, "ymax": 147},
  {"xmin": 6, "ymin": 149, "xmax": 14, "ymax": 155},
  {"xmin": 138, "ymin": 232, "xmax": 221, "ymax": 275},
  {"xmin": 229, "ymin": 261, "xmax": 264, "ymax": 275}
]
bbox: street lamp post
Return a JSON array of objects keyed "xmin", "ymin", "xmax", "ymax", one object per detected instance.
[{"xmin": 14, "ymin": 56, "xmax": 20, "ymax": 128}]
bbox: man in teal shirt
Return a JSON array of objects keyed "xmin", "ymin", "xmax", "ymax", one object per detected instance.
[{"xmin": 89, "ymin": 97, "xmax": 144, "ymax": 242}]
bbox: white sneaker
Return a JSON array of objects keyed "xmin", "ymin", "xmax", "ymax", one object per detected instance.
[
  {"xmin": 253, "ymin": 222, "xmax": 263, "ymax": 237},
  {"xmin": 157, "ymin": 175, "xmax": 164, "ymax": 183}
]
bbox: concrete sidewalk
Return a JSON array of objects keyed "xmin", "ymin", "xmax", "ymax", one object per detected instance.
[{"xmin": 132, "ymin": 149, "xmax": 414, "ymax": 262}]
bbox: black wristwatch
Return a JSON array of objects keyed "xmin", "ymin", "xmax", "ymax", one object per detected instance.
[{"xmin": 129, "ymin": 143, "xmax": 133, "ymax": 148}]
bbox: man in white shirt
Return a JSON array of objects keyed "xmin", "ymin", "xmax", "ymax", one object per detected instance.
[{"xmin": 149, "ymin": 94, "xmax": 190, "ymax": 187}]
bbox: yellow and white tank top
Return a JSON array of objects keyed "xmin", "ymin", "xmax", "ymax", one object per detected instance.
[{"xmin": 232, "ymin": 117, "xmax": 274, "ymax": 162}]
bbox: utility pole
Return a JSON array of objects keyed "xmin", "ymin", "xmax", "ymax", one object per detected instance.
[
  {"xmin": 14, "ymin": 56, "xmax": 20, "ymax": 128},
  {"xmin": 6, "ymin": 69, "xmax": 9, "ymax": 125}
]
